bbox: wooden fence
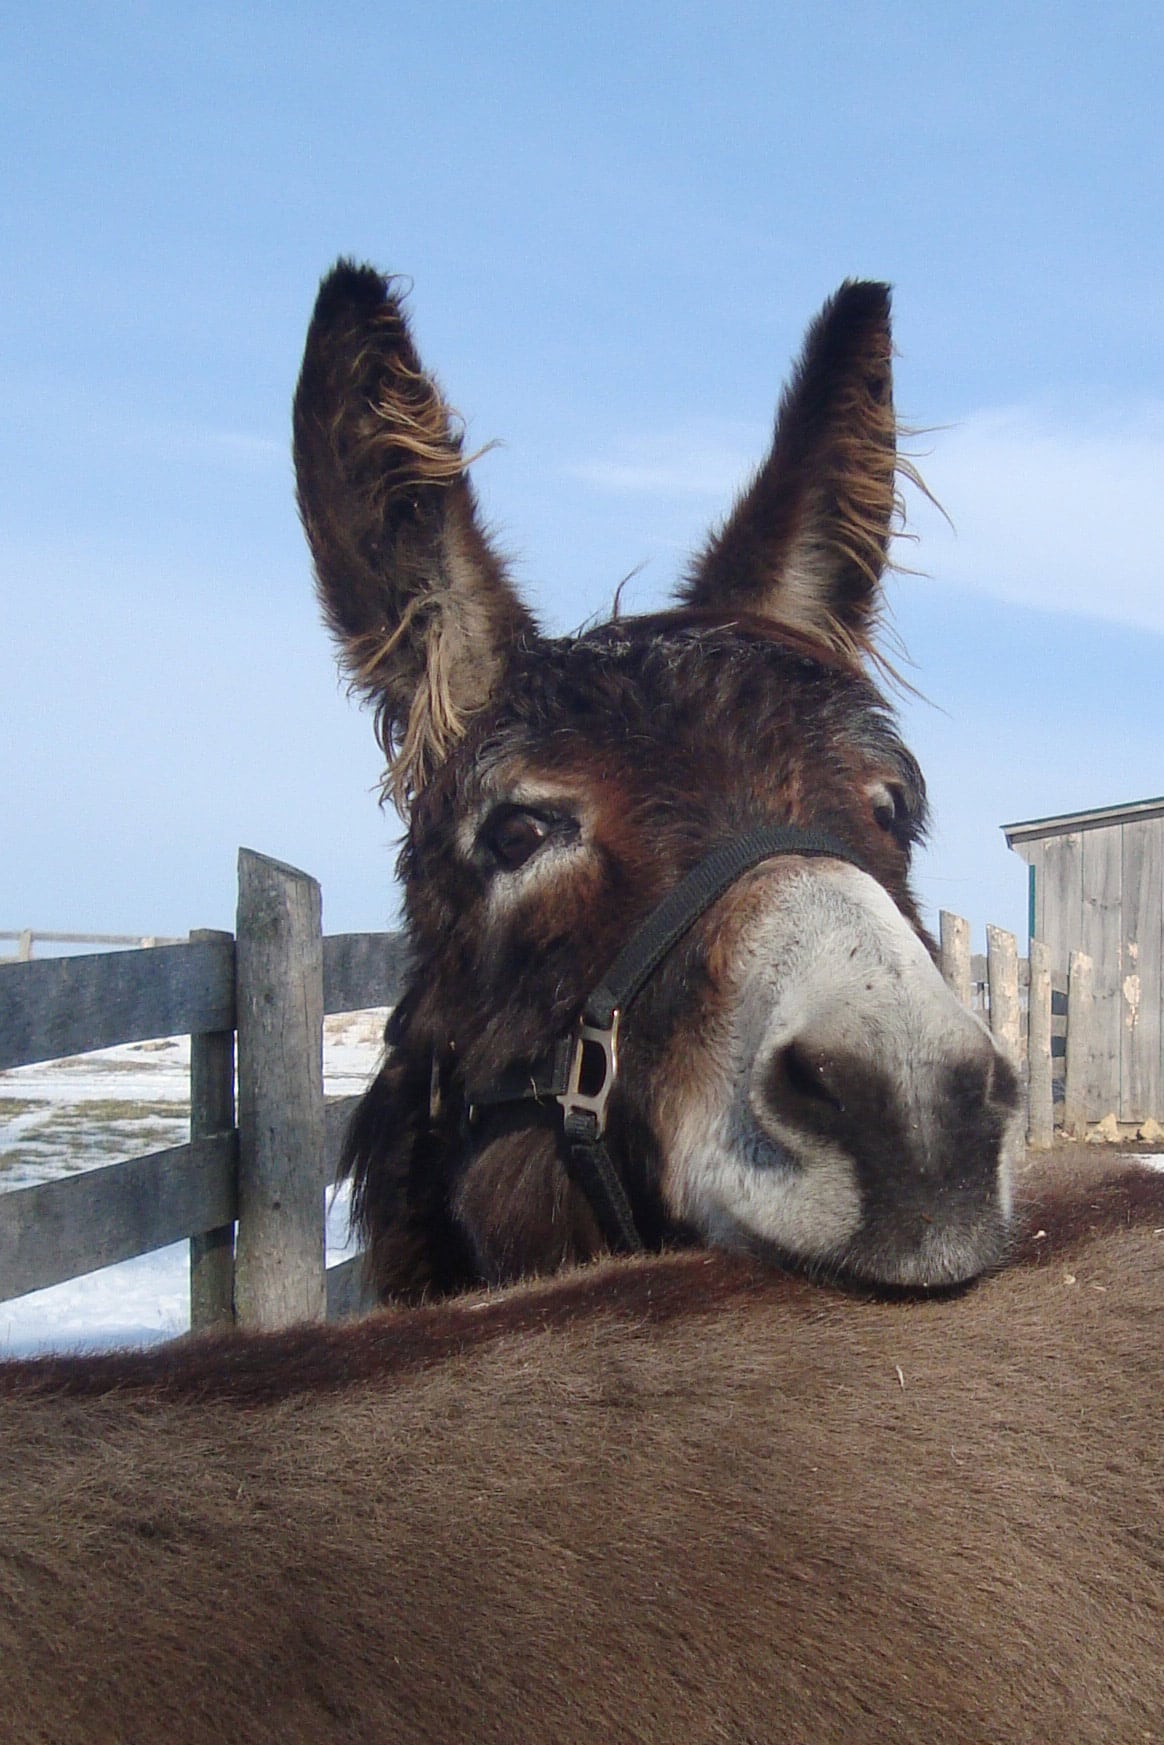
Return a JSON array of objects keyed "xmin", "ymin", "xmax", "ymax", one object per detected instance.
[
  {"xmin": 0, "ymin": 849, "xmax": 406, "ymax": 1330},
  {"xmin": 0, "ymin": 930, "xmax": 183, "ymax": 964},
  {"xmin": 938, "ymin": 909, "xmax": 1120, "ymax": 1146},
  {"xmin": 0, "ymin": 876, "xmax": 1132, "ymax": 1335}
]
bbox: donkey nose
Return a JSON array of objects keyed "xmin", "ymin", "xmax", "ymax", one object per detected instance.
[
  {"xmin": 757, "ymin": 1025, "xmax": 901, "ymax": 1154},
  {"xmin": 766, "ymin": 1039, "xmax": 850, "ymax": 1122},
  {"xmin": 755, "ymin": 1010, "xmax": 1014, "ymax": 1195},
  {"xmin": 757, "ymin": 1005, "xmax": 1012, "ymax": 1151}
]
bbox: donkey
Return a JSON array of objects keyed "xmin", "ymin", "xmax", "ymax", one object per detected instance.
[
  {"xmin": 1, "ymin": 1148, "xmax": 1161, "ymax": 1744},
  {"xmin": 293, "ymin": 263, "xmax": 1022, "ymax": 1302}
]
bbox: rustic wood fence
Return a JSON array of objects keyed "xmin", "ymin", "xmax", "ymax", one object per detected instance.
[
  {"xmin": 0, "ymin": 849, "xmax": 406, "ymax": 1330},
  {"xmin": 1, "ymin": 875, "xmax": 1131, "ymax": 1336},
  {"xmin": 938, "ymin": 909, "xmax": 1121, "ymax": 1146},
  {"xmin": 0, "ymin": 931, "xmax": 183, "ymax": 964}
]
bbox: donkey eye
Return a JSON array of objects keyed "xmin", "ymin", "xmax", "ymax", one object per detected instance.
[
  {"xmin": 480, "ymin": 807, "xmax": 554, "ymax": 872},
  {"xmin": 869, "ymin": 782, "xmax": 906, "ymax": 837}
]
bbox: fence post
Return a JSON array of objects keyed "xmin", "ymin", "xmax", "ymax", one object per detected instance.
[
  {"xmin": 189, "ymin": 927, "xmax": 237, "ymax": 1330},
  {"xmin": 234, "ymin": 849, "xmax": 326, "ymax": 1329},
  {"xmin": 939, "ymin": 912, "xmax": 972, "ymax": 1008},
  {"xmin": 1026, "ymin": 938, "xmax": 1053, "ymax": 1148},
  {"xmin": 1063, "ymin": 950, "xmax": 1094, "ymax": 1139},
  {"xmin": 986, "ymin": 925, "xmax": 1022, "ymax": 1063},
  {"xmin": 17, "ymin": 930, "xmax": 33, "ymax": 963}
]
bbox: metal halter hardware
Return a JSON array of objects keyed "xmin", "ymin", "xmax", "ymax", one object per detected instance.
[
  {"xmin": 560, "ymin": 1010, "xmax": 622, "ymax": 1135},
  {"xmin": 464, "ymin": 824, "xmax": 870, "ymax": 1255}
]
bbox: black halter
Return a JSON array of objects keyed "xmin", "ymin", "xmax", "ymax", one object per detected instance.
[{"xmin": 462, "ymin": 823, "xmax": 870, "ymax": 1255}]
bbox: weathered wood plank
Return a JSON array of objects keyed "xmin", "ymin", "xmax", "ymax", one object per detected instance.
[
  {"xmin": 1027, "ymin": 940, "xmax": 1054, "ymax": 1148},
  {"xmin": 0, "ymin": 1101, "xmax": 364, "ymax": 1314},
  {"xmin": 0, "ymin": 929, "xmax": 403, "ymax": 1074},
  {"xmin": 986, "ymin": 925, "xmax": 1022, "ymax": 1064},
  {"xmin": 1063, "ymin": 951, "xmax": 1094, "ymax": 1138},
  {"xmin": 322, "ymin": 933, "xmax": 407, "ymax": 1016},
  {"xmin": 0, "ymin": 939, "xmax": 235, "ymax": 1072},
  {"xmin": 939, "ymin": 912, "xmax": 972, "ymax": 1008},
  {"xmin": 0, "ymin": 1134, "xmax": 237, "ymax": 1304},
  {"xmin": 1120, "ymin": 819, "xmax": 1163, "ymax": 1124},
  {"xmin": 971, "ymin": 955, "xmax": 1032, "ymax": 991},
  {"xmin": 233, "ymin": 850, "xmax": 326, "ymax": 1330},
  {"xmin": 1037, "ymin": 832, "xmax": 1083, "ymax": 981},
  {"xmin": 189, "ymin": 928, "xmax": 237, "ymax": 1331},
  {"xmin": 1081, "ymin": 826, "xmax": 1122, "ymax": 1119}
]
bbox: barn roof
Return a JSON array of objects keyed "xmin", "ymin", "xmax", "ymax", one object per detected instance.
[{"xmin": 1002, "ymin": 795, "xmax": 1164, "ymax": 846}]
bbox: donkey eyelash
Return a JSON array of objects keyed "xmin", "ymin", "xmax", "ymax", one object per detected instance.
[
  {"xmin": 869, "ymin": 783, "xmax": 901, "ymax": 829},
  {"xmin": 477, "ymin": 805, "xmax": 580, "ymax": 873},
  {"xmin": 867, "ymin": 780, "xmax": 916, "ymax": 848}
]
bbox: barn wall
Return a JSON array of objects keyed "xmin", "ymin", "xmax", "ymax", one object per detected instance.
[
  {"xmin": 1121, "ymin": 820, "xmax": 1163, "ymax": 1121},
  {"xmin": 1012, "ymin": 813, "xmax": 1164, "ymax": 1123},
  {"xmin": 1029, "ymin": 833, "xmax": 1082, "ymax": 976},
  {"xmin": 1083, "ymin": 826, "xmax": 1123, "ymax": 1119},
  {"xmin": 1015, "ymin": 813, "xmax": 1164, "ymax": 1122}
]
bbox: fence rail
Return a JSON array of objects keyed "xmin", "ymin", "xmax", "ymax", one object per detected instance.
[
  {"xmin": 0, "ymin": 850, "xmax": 406, "ymax": 1329},
  {"xmin": 1, "ymin": 875, "xmax": 1144, "ymax": 1339},
  {"xmin": 937, "ymin": 908, "xmax": 1137, "ymax": 1146},
  {"xmin": 0, "ymin": 930, "xmax": 183, "ymax": 964}
]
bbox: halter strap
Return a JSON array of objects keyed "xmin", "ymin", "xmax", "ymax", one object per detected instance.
[
  {"xmin": 583, "ymin": 825, "xmax": 867, "ymax": 1026},
  {"xmin": 464, "ymin": 824, "xmax": 869, "ymax": 1253}
]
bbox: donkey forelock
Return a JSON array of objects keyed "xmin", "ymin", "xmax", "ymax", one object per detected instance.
[{"xmin": 293, "ymin": 262, "xmax": 1022, "ymax": 1301}]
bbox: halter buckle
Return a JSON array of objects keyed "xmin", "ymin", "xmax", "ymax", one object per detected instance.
[{"xmin": 556, "ymin": 1009, "xmax": 621, "ymax": 1136}]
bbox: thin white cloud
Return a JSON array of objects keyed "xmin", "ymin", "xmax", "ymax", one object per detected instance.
[
  {"xmin": 906, "ymin": 407, "xmax": 1164, "ymax": 635},
  {"xmin": 100, "ymin": 417, "xmax": 285, "ymax": 469},
  {"xmin": 0, "ymin": 386, "xmax": 285, "ymax": 471},
  {"xmin": 566, "ymin": 422, "xmax": 763, "ymax": 498},
  {"xmin": 204, "ymin": 429, "xmax": 285, "ymax": 467},
  {"xmin": 571, "ymin": 404, "xmax": 1164, "ymax": 637}
]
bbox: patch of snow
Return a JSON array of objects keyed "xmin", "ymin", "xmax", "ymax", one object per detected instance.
[
  {"xmin": 1, "ymin": 1244, "xmax": 191, "ymax": 1356},
  {"xmin": 0, "ymin": 1013, "xmax": 385, "ymax": 1354},
  {"xmin": 0, "ymin": 1181, "xmax": 360, "ymax": 1358}
]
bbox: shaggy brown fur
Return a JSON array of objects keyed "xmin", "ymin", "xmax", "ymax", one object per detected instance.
[
  {"xmin": 293, "ymin": 263, "xmax": 1020, "ymax": 1303},
  {"xmin": 681, "ymin": 279, "xmax": 901, "ymax": 663},
  {"xmin": 0, "ymin": 1148, "xmax": 1160, "ymax": 1743},
  {"xmin": 293, "ymin": 263, "xmax": 535, "ymax": 807}
]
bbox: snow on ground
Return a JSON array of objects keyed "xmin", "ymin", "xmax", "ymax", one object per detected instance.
[
  {"xmin": 0, "ymin": 1011, "xmax": 385, "ymax": 1356},
  {"xmin": 0, "ymin": 1186, "xmax": 360, "ymax": 1358}
]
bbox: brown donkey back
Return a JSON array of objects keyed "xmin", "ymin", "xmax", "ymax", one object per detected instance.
[{"xmin": 1, "ymin": 1148, "xmax": 1160, "ymax": 1744}]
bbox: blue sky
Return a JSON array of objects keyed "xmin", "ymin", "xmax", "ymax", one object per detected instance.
[{"xmin": 4, "ymin": 2, "xmax": 1162, "ymax": 952}]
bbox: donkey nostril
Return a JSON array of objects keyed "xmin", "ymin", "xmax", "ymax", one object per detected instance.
[{"xmin": 775, "ymin": 1041, "xmax": 845, "ymax": 1115}]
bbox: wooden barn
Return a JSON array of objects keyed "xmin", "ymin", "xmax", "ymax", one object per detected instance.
[{"xmin": 1003, "ymin": 797, "xmax": 1164, "ymax": 1125}]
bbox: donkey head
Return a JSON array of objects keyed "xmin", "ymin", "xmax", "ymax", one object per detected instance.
[{"xmin": 294, "ymin": 262, "xmax": 1022, "ymax": 1300}]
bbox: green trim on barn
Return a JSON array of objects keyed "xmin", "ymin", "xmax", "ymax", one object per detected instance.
[{"xmin": 1028, "ymin": 865, "xmax": 1035, "ymax": 945}]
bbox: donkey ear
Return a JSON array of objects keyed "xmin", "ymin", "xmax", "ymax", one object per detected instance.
[
  {"xmin": 293, "ymin": 262, "xmax": 537, "ymax": 808},
  {"xmin": 680, "ymin": 281, "xmax": 899, "ymax": 657}
]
